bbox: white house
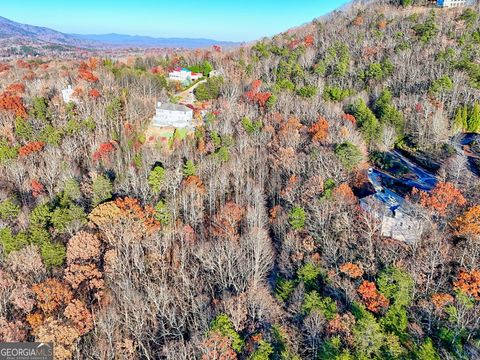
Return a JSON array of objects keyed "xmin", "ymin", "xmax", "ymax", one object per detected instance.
[
  {"xmin": 153, "ymin": 102, "xmax": 193, "ymax": 128},
  {"xmin": 437, "ymin": 0, "xmax": 466, "ymax": 7},
  {"xmin": 168, "ymin": 67, "xmax": 202, "ymax": 83},
  {"xmin": 62, "ymin": 85, "xmax": 74, "ymax": 103}
]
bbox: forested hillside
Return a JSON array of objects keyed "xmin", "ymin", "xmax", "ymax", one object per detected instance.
[{"xmin": 0, "ymin": 2, "xmax": 480, "ymax": 359}]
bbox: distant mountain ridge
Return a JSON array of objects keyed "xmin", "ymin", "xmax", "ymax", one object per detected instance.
[
  {"xmin": 0, "ymin": 15, "xmax": 239, "ymax": 49},
  {"xmin": 68, "ymin": 33, "xmax": 239, "ymax": 49}
]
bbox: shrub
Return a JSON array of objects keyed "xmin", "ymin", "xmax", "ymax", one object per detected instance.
[
  {"xmin": 373, "ymin": 90, "xmax": 404, "ymax": 136},
  {"xmin": 154, "ymin": 200, "xmax": 171, "ymax": 226},
  {"xmin": 30, "ymin": 96, "xmax": 49, "ymax": 122},
  {"xmin": 250, "ymin": 340, "xmax": 274, "ymax": 360},
  {"xmin": 0, "ymin": 139, "xmax": 18, "ymax": 164},
  {"xmin": 0, "ymin": 228, "xmax": 28, "ymax": 256},
  {"xmin": 413, "ymin": 12, "xmax": 438, "ymax": 43},
  {"xmin": 194, "ymin": 76, "xmax": 224, "ymax": 101},
  {"xmin": 349, "ymin": 99, "xmax": 381, "ymax": 144}
]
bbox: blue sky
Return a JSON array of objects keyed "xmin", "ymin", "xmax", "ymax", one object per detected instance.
[{"xmin": 2, "ymin": 0, "xmax": 350, "ymax": 42}]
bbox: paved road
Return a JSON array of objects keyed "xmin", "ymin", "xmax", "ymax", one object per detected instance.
[
  {"xmin": 390, "ymin": 150, "xmax": 437, "ymax": 191},
  {"xmin": 367, "ymin": 150, "xmax": 438, "ymax": 211},
  {"xmin": 451, "ymin": 133, "xmax": 480, "ymax": 176}
]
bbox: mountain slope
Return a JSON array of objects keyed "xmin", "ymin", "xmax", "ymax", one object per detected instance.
[{"xmin": 0, "ymin": 15, "xmax": 89, "ymax": 45}]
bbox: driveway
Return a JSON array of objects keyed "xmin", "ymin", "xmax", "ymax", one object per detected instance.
[{"xmin": 176, "ymin": 79, "xmax": 207, "ymax": 105}]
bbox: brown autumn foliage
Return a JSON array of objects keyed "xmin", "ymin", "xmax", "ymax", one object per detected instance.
[
  {"xmin": 340, "ymin": 262, "xmax": 364, "ymax": 278},
  {"xmin": 333, "ymin": 183, "xmax": 357, "ymax": 205},
  {"xmin": 64, "ymin": 299, "xmax": 94, "ymax": 335},
  {"xmin": 182, "ymin": 175, "xmax": 206, "ymax": 193},
  {"xmin": 327, "ymin": 312, "xmax": 356, "ymax": 346},
  {"xmin": 453, "ymin": 270, "xmax": 480, "ymax": 300},
  {"xmin": 308, "ymin": 117, "xmax": 329, "ymax": 143},
  {"xmin": 64, "ymin": 263, "xmax": 104, "ymax": 295},
  {"xmin": 357, "ymin": 280, "xmax": 389, "ymax": 313},
  {"xmin": 35, "ymin": 318, "xmax": 80, "ymax": 360},
  {"xmin": 431, "ymin": 293, "xmax": 454, "ymax": 311},
  {"xmin": 0, "ymin": 93, "xmax": 28, "ymax": 117},
  {"xmin": 413, "ymin": 182, "xmax": 466, "ymax": 216},
  {"xmin": 212, "ymin": 201, "xmax": 246, "ymax": 240},
  {"xmin": 88, "ymin": 197, "xmax": 160, "ymax": 244},
  {"xmin": 10, "ymin": 284, "xmax": 35, "ymax": 313},
  {"xmin": 5, "ymin": 83, "xmax": 25, "ymax": 95},
  {"xmin": 452, "ymin": 205, "xmax": 480, "ymax": 237},
  {"xmin": 202, "ymin": 331, "xmax": 238, "ymax": 360},
  {"xmin": 66, "ymin": 231, "xmax": 101, "ymax": 264},
  {"xmin": 18, "ymin": 141, "xmax": 46, "ymax": 157},
  {"xmin": 32, "ymin": 279, "xmax": 73, "ymax": 314},
  {"xmin": 0, "ymin": 317, "xmax": 26, "ymax": 342}
]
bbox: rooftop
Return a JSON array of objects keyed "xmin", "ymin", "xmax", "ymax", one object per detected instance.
[{"xmin": 157, "ymin": 102, "xmax": 191, "ymax": 112}]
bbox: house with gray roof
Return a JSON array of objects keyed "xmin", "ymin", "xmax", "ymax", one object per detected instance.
[{"xmin": 153, "ymin": 102, "xmax": 193, "ymax": 128}]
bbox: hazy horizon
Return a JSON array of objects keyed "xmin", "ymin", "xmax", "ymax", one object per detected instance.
[{"xmin": 1, "ymin": 0, "xmax": 350, "ymax": 42}]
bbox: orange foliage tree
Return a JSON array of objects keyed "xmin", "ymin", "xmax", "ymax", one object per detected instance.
[
  {"xmin": 78, "ymin": 62, "xmax": 99, "ymax": 83},
  {"xmin": 66, "ymin": 231, "xmax": 101, "ymax": 264},
  {"xmin": 92, "ymin": 141, "xmax": 116, "ymax": 162},
  {"xmin": 304, "ymin": 35, "xmax": 314, "ymax": 47},
  {"xmin": 333, "ymin": 183, "xmax": 357, "ymax": 205},
  {"xmin": 342, "ymin": 113, "xmax": 356, "ymax": 125},
  {"xmin": 431, "ymin": 293, "xmax": 454, "ymax": 311},
  {"xmin": 32, "ymin": 279, "xmax": 73, "ymax": 314},
  {"xmin": 357, "ymin": 280, "xmax": 389, "ymax": 313},
  {"xmin": 245, "ymin": 80, "xmax": 271, "ymax": 107},
  {"xmin": 453, "ymin": 269, "xmax": 480, "ymax": 300},
  {"xmin": 88, "ymin": 197, "xmax": 160, "ymax": 242},
  {"xmin": 31, "ymin": 180, "xmax": 45, "ymax": 197},
  {"xmin": 18, "ymin": 141, "xmax": 46, "ymax": 157},
  {"xmin": 413, "ymin": 182, "xmax": 466, "ymax": 216},
  {"xmin": 5, "ymin": 83, "xmax": 25, "ymax": 95},
  {"xmin": 340, "ymin": 262, "xmax": 364, "ymax": 278},
  {"xmin": 202, "ymin": 331, "xmax": 238, "ymax": 360},
  {"xmin": 308, "ymin": 117, "xmax": 329, "ymax": 143},
  {"xmin": 212, "ymin": 202, "xmax": 246, "ymax": 241},
  {"xmin": 89, "ymin": 89, "xmax": 101, "ymax": 98},
  {"xmin": 452, "ymin": 205, "xmax": 480, "ymax": 237},
  {"xmin": 0, "ymin": 93, "xmax": 28, "ymax": 118},
  {"xmin": 64, "ymin": 299, "xmax": 94, "ymax": 335}
]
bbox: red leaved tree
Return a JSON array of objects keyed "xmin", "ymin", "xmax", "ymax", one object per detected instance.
[{"xmin": 357, "ymin": 280, "xmax": 389, "ymax": 313}]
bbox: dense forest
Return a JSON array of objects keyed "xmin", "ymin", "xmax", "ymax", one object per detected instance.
[{"xmin": 1, "ymin": 1, "xmax": 480, "ymax": 359}]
